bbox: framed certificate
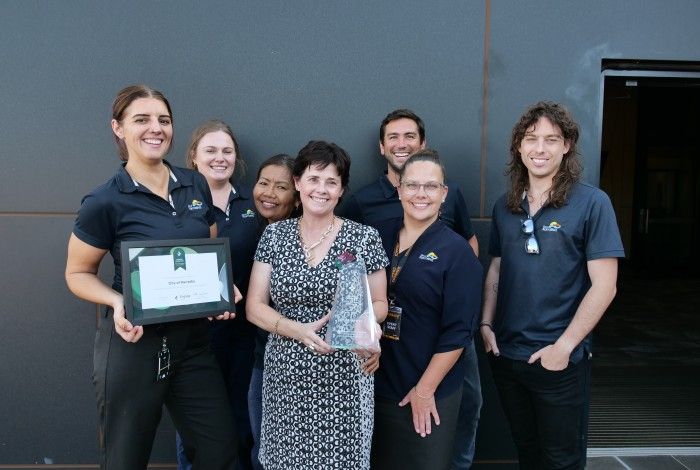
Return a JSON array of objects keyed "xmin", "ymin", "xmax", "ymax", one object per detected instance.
[{"xmin": 120, "ymin": 238, "xmax": 234, "ymax": 325}]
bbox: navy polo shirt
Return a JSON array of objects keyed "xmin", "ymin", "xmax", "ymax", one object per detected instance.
[
  {"xmin": 73, "ymin": 161, "xmax": 215, "ymax": 293},
  {"xmin": 342, "ymin": 173, "xmax": 475, "ymax": 241},
  {"xmin": 210, "ymin": 184, "xmax": 263, "ymax": 342},
  {"xmin": 489, "ymin": 182, "xmax": 625, "ymax": 363},
  {"xmin": 374, "ymin": 218, "xmax": 483, "ymax": 401}
]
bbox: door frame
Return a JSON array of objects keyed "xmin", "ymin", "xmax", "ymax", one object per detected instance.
[
  {"xmin": 596, "ymin": 66, "xmax": 700, "ymax": 182},
  {"xmin": 596, "ymin": 65, "xmax": 700, "ymax": 265}
]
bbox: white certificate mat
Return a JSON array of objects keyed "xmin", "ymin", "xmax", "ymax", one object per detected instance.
[{"xmin": 139, "ymin": 252, "xmax": 221, "ymax": 309}]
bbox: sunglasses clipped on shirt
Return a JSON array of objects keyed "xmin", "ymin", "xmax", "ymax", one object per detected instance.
[{"xmin": 521, "ymin": 216, "xmax": 540, "ymax": 254}]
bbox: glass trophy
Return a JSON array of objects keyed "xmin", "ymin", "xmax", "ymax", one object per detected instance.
[{"xmin": 326, "ymin": 259, "xmax": 379, "ymax": 351}]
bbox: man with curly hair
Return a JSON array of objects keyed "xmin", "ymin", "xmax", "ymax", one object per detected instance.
[{"xmin": 480, "ymin": 101, "xmax": 624, "ymax": 469}]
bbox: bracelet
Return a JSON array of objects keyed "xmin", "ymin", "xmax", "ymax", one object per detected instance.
[
  {"xmin": 274, "ymin": 316, "xmax": 283, "ymax": 335},
  {"xmin": 413, "ymin": 386, "xmax": 432, "ymax": 400},
  {"xmin": 479, "ymin": 322, "xmax": 493, "ymax": 330}
]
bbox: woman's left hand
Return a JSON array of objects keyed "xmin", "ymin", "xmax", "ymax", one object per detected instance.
[
  {"xmin": 209, "ymin": 310, "xmax": 236, "ymax": 321},
  {"xmin": 359, "ymin": 351, "xmax": 380, "ymax": 375},
  {"xmin": 399, "ymin": 387, "xmax": 440, "ymax": 438},
  {"xmin": 208, "ymin": 284, "xmax": 243, "ymax": 320}
]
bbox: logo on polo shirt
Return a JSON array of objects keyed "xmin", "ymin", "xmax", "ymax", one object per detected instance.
[
  {"xmin": 188, "ymin": 199, "xmax": 204, "ymax": 210},
  {"xmin": 418, "ymin": 251, "xmax": 438, "ymax": 262},
  {"xmin": 542, "ymin": 221, "xmax": 561, "ymax": 232},
  {"xmin": 241, "ymin": 209, "xmax": 255, "ymax": 219}
]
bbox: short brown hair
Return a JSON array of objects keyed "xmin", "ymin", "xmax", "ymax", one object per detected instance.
[
  {"xmin": 293, "ymin": 140, "xmax": 351, "ymax": 190},
  {"xmin": 379, "ymin": 109, "xmax": 426, "ymax": 143}
]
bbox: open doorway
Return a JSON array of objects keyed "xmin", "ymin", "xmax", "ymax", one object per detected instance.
[
  {"xmin": 600, "ymin": 73, "xmax": 700, "ymax": 273},
  {"xmin": 590, "ymin": 63, "xmax": 700, "ymax": 452}
]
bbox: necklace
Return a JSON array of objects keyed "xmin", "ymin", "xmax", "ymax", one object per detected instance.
[
  {"xmin": 299, "ymin": 216, "xmax": 335, "ymax": 263},
  {"xmin": 526, "ymin": 189, "xmax": 549, "ymax": 215}
]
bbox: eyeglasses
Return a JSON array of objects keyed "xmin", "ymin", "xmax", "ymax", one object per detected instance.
[
  {"xmin": 400, "ymin": 181, "xmax": 445, "ymax": 196},
  {"xmin": 521, "ymin": 217, "xmax": 540, "ymax": 254}
]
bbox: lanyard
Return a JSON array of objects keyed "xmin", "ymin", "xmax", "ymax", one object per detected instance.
[
  {"xmin": 389, "ymin": 240, "xmax": 413, "ymax": 289},
  {"xmin": 389, "ymin": 220, "xmax": 439, "ymax": 295}
]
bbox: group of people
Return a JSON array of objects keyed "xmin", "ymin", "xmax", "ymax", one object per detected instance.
[{"xmin": 65, "ymin": 84, "xmax": 624, "ymax": 470}]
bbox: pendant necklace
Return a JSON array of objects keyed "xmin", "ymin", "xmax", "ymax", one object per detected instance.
[{"xmin": 300, "ymin": 216, "xmax": 335, "ymax": 263}]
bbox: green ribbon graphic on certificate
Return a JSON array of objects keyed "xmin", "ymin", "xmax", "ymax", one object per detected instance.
[{"xmin": 173, "ymin": 248, "xmax": 187, "ymax": 270}]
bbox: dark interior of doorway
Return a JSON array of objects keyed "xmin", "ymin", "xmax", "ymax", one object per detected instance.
[{"xmin": 592, "ymin": 71, "xmax": 700, "ymax": 448}]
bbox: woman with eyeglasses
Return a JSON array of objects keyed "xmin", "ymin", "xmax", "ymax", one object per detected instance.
[{"xmin": 371, "ymin": 149, "xmax": 483, "ymax": 470}]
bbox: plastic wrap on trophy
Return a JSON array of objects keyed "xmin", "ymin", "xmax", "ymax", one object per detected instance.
[{"xmin": 326, "ymin": 260, "xmax": 379, "ymax": 351}]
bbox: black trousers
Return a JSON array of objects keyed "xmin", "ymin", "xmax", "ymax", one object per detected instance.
[
  {"xmin": 93, "ymin": 311, "xmax": 238, "ymax": 470},
  {"xmin": 210, "ymin": 335, "xmax": 255, "ymax": 469},
  {"xmin": 371, "ymin": 387, "xmax": 462, "ymax": 470},
  {"xmin": 489, "ymin": 354, "xmax": 591, "ymax": 470}
]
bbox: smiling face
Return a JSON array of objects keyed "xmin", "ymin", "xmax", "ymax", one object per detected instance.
[
  {"xmin": 111, "ymin": 97, "xmax": 172, "ymax": 164},
  {"xmin": 191, "ymin": 130, "xmax": 236, "ymax": 185},
  {"xmin": 254, "ymin": 164, "xmax": 297, "ymax": 223},
  {"xmin": 294, "ymin": 163, "xmax": 344, "ymax": 218},
  {"xmin": 379, "ymin": 118, "xmax": 426, "ymax": 174},
  {"xmin": 518, "ymin": 116, "xmax": 570, "ymax": 184},
  {"xmin": 398, "ymin": 160, "xmax": 447, "ymax": 226}
]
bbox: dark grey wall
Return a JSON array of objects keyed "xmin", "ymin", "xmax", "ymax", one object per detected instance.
[
  {"xmin": 1, "ymin": 0, "xmax": 699, "ymax": 465},
  {"xmin": 484, "ymin": 0, "xmax": 700, "ymax": 212},
  {"xmin": 0, "ymin": 0, "xmax": 485, "ymax": 213}
]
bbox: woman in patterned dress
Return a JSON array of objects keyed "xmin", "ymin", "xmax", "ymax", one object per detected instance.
[{"xmin": 247, "ymin": 140, "xmax": 388, "ymax": 469}]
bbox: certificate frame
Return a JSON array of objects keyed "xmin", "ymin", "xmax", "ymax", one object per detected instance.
[{"xmin": 120, "ymin": 238, "xmax": 234, "ymax": 326}]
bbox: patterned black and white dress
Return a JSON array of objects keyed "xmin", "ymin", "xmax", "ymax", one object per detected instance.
[{"xmin": 255, "ymin": 217, "xmax": 388, "ymax": 470}]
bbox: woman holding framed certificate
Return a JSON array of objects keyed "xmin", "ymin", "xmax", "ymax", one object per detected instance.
[
  {"xmin": 65, "ymin": 85, "xmax": 239, "ymax": 470},
  {"xmin": 370, "ymin": 150, "xmax": 483, "ymax": 470},
  {"xmin": 247, "ymin": 141, "xmax": 388, "ymax": 470}
]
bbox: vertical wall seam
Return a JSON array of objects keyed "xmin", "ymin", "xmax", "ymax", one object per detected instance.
[{"xmin": 479, "ymin": 0, "xmax": 491, "ymax": 218}]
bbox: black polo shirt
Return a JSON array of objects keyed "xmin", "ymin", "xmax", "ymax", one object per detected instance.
[
  {"xmin": 489, "ymin": 182, "xmax": 625, "ymax": 363},
  {"xmin": 73, "ymin": 161, "xmax": 215, "ymax": 293},
  {"xmin": 342, "ymin": 173, "xmax": 475, "ymax": 241},
  {"xmin": 210, "ymin": 184, "xmax": 263, "ymax": 343},
  {"xmin": 374, "ymin": 218, "xmax": 483, "ymax": 400}
]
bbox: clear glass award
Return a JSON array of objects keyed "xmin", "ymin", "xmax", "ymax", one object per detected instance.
[{"xmin": 326, "ymin": 259, "xmax": 380, "ymax": 351}]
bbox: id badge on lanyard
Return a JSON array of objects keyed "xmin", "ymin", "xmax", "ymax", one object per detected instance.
[
  {"xmin": 156, "ymin": 335, "xmax": 171, "ymax": 381},
  {"xmin": 382, "ymin": 298, "xmax": 402, "ymax": 340},
  {"xmin": 382, "ymin": 238, "xmax": 411, "ymax": 341}
]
